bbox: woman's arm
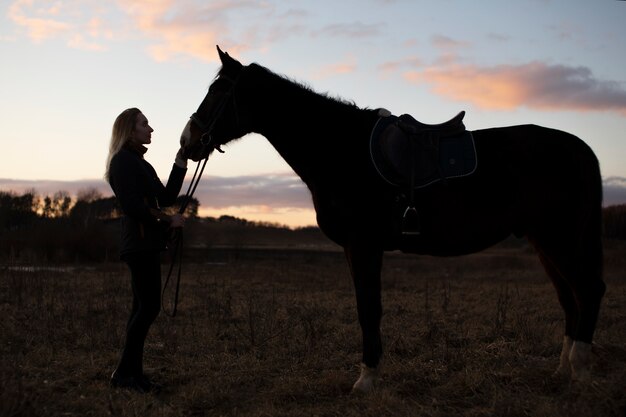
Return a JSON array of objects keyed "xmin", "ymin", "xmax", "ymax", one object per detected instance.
[{"xmin": 157, "ymin": 164, "xmax": 187, "ymax": 207}]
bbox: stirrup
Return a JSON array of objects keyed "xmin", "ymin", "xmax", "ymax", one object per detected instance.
[{"xmin": 402, "ymin": 206, "xmax": 420, "ymax": 235}]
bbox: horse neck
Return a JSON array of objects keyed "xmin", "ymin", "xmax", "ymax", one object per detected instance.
[{"xmin": 240, "ymin": 68, "xmax": 376, "ymax": 183}]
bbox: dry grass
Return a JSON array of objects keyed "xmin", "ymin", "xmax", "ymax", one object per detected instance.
[{"xmin": 1, "ymin": 243, "xmax": 625, "ymax": 417}]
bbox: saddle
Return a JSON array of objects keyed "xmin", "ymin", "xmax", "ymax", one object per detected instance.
[{"xmin": 370, "ymin": 109, "xmax": 477, "ymax": 235}]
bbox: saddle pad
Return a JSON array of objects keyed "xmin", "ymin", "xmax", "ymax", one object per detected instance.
[{"xmin": 370, "ymin": 115, "xmax": 478, "ymax": 188}]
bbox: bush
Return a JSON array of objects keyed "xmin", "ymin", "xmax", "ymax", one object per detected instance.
[{"xmin": 603, "ymin": 204, "xmax": 626, "ymax": 240}]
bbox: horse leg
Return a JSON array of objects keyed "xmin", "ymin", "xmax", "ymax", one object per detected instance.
[
  {"xmin": 568, "ymin": 236, "xmax": 605, "ymax": 381},
  {"xmin": 531, "ymin": 232, "xmax": 605, "ymax": 381},
  {"xmin": 344, "ymin": 244, "xmax": 383, "ymax": 393},
  {"xmin": 534, "ymin": 250, "xmax": 578, "ymax": 376}
]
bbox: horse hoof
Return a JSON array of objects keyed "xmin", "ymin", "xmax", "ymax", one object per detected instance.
[
  {"xmin": 351, "ymin": 363, "xmax": 380, "ymax": 393},
  {"xmin": 569, "ymin": 341, "xmax": 593, "ymax": 382},
  {"xmin": 554, "ymin": 335, "xmax": 574, "ymax": 378}
]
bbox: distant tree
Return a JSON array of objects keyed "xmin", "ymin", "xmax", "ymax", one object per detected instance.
[
  {"xmin": 56, "ymin": 191, "xmax": 72, "ymax": 217},
  {"xmin": 219, "ymin": 215, "xmax": 248, "ymax": 226},
  {"xmin": 295, "ymin": 226, "xmax": 321, "ymax": 233},
  {"xmin": 41, "ymin": 190, "xmax": 71, "ymax": 218},
  {"xmin": 253, "ymin": 220, "xmax": 289, "ymax": 230},
  {"xmin": 161, "ymin": 195, "xmax": 200, "ymax": 217},
  {"xmin": 0, "ymin": 189, "xmax": 39, "ymax": 230},
  {"xmin": 70, "ymin": 190, "xmax": 120, "ymax": 229},
  {"xmin": 0, "ymin": 188, "xmax": 124, "ymax": 262},
  {"xmin": 14, "ymin": 189, "xmax": 39, "ymax": 214},
  {"xmin": 92, "ymin": 196, "xmax": 120, "ymax": 219},
  {"xmin": 603, "ymin": 204, "xmax": 626, "ymax": 240},
  {"xmin": 76, "ymin": 188, "xmax": 102, "ymax": 203},
  {"xmin": 0, "ymin": 191, "xmax": 14, "ymax": 230}
]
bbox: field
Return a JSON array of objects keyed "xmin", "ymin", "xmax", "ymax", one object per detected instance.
[{"xmin": 1, "ymin": 241, "xmax": 625, "ymax": 417}]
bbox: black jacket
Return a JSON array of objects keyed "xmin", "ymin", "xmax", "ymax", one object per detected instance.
[{"xmin": 108, "ymin": 147, "xmax": 187, "ymax": 257}]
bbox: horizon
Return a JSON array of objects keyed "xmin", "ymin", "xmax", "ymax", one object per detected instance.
[
  {"xmin": 2, "ymin": 175, "xmax": 626, "ymax": 229},
  {"xmin": 1, "ymin": 1, "xmax": 626, "ymax": 227}
]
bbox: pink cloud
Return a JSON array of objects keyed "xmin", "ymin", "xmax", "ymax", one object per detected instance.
[
  {"xmin": 114, "ymin": 0, "xmax": 267, "ymax": 62},
  {"xmin": 312, "ymin": 57, "xmax": 357, "ymax": 79},
  {"xmin": 378, "ymin": 56, "xmax": 423, "ymax": 75},
  {"xmin": 8, "ymin": 0, "xmax": 108, "ymax": 50},
  {"xmin": 7, "ymin": 0, "xmax": 255, "ymax": 60},
  {"xmin": 405, "ymin": 61, "xmax": 626, "ymax": 115},
  {"xmin": 8, "ymin": 0, "xmax": 70, "ymax": 42}
]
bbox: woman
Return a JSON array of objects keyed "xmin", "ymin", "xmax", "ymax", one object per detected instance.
[{"xmin": 105, "ymin": 107, "xmax": 188, "ymax": 393}]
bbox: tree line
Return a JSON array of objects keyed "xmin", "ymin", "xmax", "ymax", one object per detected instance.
[
  {"xmin": 0, "ymin": 188, "xmax": 199, "ymax": 262},
  {"xmin": 602, "ymin": 204, "xmax": 626, "ymax": 240},
  {"xmin": 1, "ymin": 189, "xmax": 625, "ymax": 263}
]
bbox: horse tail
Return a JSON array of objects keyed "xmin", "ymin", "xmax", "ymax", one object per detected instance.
[{"xmin": 577, "ymin": 137, "xmax": 604, "ymax": 279}]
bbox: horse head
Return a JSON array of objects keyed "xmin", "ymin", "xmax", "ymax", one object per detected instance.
[{"xmin": 180, "ymin": 46, "xmax": 246, "ymax": 161}]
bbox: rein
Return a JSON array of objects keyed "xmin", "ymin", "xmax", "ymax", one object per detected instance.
[
  {"xmin": 161, "ymin": 73, "xmax": 239, "ymax": 318},
  {"xmin": 161, "ymin": 157, "xmax": 208, "ymax": 318}
]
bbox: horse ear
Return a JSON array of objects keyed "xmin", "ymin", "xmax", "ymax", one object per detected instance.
[
  {"xmin": 216, "ymin": 45, "xmax": 240, "ymax": 69},
  {"xmin": 217, "ymin": 45, "xmax": 228, "ymax": 61}
]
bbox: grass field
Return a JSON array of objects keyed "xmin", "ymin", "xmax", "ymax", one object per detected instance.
[{"xmin": 1, "ymin": 242, "xmax": 625, "ymax": 417}]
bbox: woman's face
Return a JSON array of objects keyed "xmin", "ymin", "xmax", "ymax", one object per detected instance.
[{"xmin": 132, "ymin": 112, "xmax": 154, "ymax": 145}]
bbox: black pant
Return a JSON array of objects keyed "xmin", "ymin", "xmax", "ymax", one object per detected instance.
[{"xmin": 116, "ymin": 251, "xmax": 161, "ymax": 377}]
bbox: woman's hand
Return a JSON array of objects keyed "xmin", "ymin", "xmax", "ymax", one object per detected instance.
[
  {"xmin": 175, "ymin": 148, "xmax": 188, "ymax": 168},
  {"xmin": 169, "ymin": 213, "xmax": 185, "ymax": 228}
]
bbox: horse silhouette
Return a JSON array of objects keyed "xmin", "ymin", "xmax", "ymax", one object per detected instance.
[{"xmin": 180, "ymin": 46, "xmax": 605, "ymax": 392}]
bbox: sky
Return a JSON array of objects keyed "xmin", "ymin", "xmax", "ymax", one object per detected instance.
[{"xmin": 1, "ymin": 0, "xmax": 625, "ymax": 227}]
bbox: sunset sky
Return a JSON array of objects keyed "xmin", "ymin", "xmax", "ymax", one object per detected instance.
[{"xmin": 1, "ymin": 0, "xmax": 625, "ymax": 227}]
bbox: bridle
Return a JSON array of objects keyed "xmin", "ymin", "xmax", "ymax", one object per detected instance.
[
  {"xmin": 189, "ymin": 73, "xmax": 241, "ymax": 154},
  {"xmin": 189, "ymin": 112, "xmax": 225, "ymax": 154},
  {"xmin": 161, "ymin": 73, "xmax": 240, "ymax": 318}
]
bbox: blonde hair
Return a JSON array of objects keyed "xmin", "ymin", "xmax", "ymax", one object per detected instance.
[{"xmin": 105, "ymin": 107, "xmax": 142, "ymax": 182}]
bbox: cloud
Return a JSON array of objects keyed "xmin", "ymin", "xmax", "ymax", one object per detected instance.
[
  {"xmin": 8, "ymin": 0, "xmax": 108, "ymax": 50},
  {"xmin": 113, "ymin": 0, "xmax": 223, "ymax": 62},
  {"xmin": 405, "ymin": 61, "xmax": 626, "ymax": 115},
  {"xmin": 265, "ymin": 23, "xmax": 308, "ymax": 44},
  {"xmin": 603, "ymin": 177, "xmax": 626, "ymax": 207},
  {"xmin": 0, "ymin": 178, "xmax": 110, "ymax": 198},
  {"xmin": 8, "ymin": 0, "xmax": 71, "ymax": 42},
  {"xmin": 4, "ymin": 174, "xmax": 626, "ymax": 209},
  {"xmin": 312, "ymin": 56, "xmax": 357, "ymax": 79},
  {"xmin": 2, "ymin": 175, "xmax": 626, "ymax": 226},
  {"xmin": 431, "ymin": 34, "xmax": 470, "ymax": 50},
  {"xmin": 0, "ymin": 173, "xmax": 312, "ymax": 210},
  {"xmin": 195, "ymin": 174, "xmax": 312, "ymax": 209},
  {"xmin": 378, "ymin": 56, "xmax": 423, "ymax": 76},
  {"xmin": 0, "ymin": 174, "xmax": 316, "ymax": 227},
  {"xmin": 6, "ymin": 1, "xmax": 382, "ymax": 63},
  {"xmin": 6, "ymin": 0, "xmax": 278, "ymax": 61},
  {"xmin": 314, "ymin": 22, "xmax": 382, "ymax": 39}
]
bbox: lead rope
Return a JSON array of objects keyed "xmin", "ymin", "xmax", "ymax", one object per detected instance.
[{"xmin": 161, "ymin": 156, "xmax": 209, "ymax": 318}]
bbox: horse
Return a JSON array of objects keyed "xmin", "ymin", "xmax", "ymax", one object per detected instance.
[{"xmin": 179, "ymin": 46, "xmax": 605, "ymax": 392}]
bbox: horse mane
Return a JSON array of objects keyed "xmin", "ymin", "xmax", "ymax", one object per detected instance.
[{"xmin": 244, "ymin": 63, "xmax": 361, "ymax": 111}]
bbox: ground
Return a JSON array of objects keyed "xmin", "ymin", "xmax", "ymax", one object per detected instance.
[{"xmin": 1, "ymin": 241, "xmax": 625, "ymax": 417}]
